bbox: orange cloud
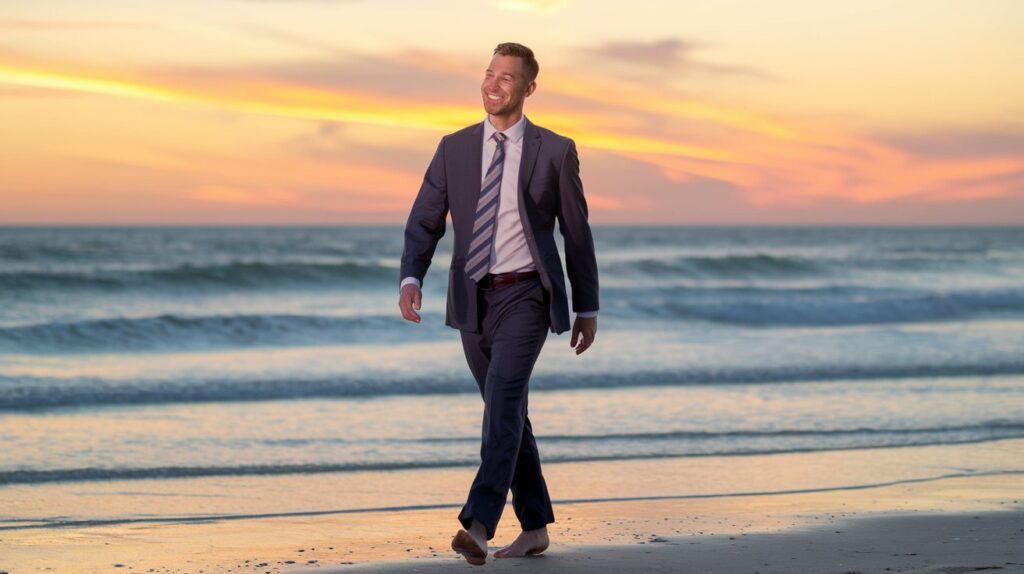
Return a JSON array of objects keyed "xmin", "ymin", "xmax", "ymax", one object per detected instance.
[
  {"xmin": 493, "ymin": 0, "xmax": 566, "ymax": 11},
  {"xmin": 583, "ymin": 193, "xmax": 626, "ymax": 211},
  {"xmin": 0, "ymin": 50, "xmax": 751, "ymax": 163},
  {"xmin": 189, "ymin": 185, "xmax": 299, "ymax": 205},
  {"xmin": 0, "ymin": 19, "xmax": 153, "ymax": 30},
  {"xmin": 2, "ymin": 46, "xmax": 1021, "ymax": 224}
]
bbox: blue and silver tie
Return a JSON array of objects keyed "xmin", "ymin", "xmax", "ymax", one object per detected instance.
[{"xmin": 466, "ymin": 132, "xmax": 507, "ymax": 282}]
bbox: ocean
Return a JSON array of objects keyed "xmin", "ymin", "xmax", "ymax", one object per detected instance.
[{"xmin": 1, "ymin": 225, "xmax": 1023, "ymax": 515}]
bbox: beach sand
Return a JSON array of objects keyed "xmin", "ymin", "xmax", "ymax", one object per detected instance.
[
  {"xmin": 2, "ymin": 442, "xmax": 1022, "ymax": 573},
  {"xmin": 342, "ymin": 507, "xmax": 1024, "ymax": 574}
]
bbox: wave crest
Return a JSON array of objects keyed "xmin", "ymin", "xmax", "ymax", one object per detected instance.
[{"xmin": 0, "ymin": 261, "xmax": 396, "ymax": 293}]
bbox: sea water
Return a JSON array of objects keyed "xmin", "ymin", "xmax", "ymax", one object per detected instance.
[{"xmin": 1, "ymin": 226, "xmax": 1022, "ymax": 515}]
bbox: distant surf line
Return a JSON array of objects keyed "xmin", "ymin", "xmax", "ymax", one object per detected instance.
[
  {"xmin": 2, "ymin": 469, "xmax": 1020, "ymax": 532},
  {"xmin": 3, "ymin": 435, "xmax": 1022, "ymax": 487},
  {"xmin": 4, "ymin": 365, "xmax": 1024, "ymax": 411}
]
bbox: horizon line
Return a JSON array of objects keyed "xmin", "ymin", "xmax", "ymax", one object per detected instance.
[{"xmin": 1, "ymin": 222, "xmax": 1023, "ymax": 229}]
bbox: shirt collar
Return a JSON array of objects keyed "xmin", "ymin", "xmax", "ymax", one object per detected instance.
[{"xmin": 483, "ymin": 114, "xmax": 526, "ymax": 144}]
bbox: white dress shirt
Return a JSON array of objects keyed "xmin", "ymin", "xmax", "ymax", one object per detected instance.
[{"xmin": 402, "ymin": 114, "xmax": 597, "ymax": 319}]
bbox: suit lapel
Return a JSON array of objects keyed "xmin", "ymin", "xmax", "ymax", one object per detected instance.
[
  {"xmin": 518, "ymin": 116, "xmax": 541, "ymax": 203},
  {"xmin": 468, "ymin": 120, "xmax": 483, "ymax": 201},
  {"xmin": 515, "ymin": 117, "xmax": 546, "ymax": 280}
]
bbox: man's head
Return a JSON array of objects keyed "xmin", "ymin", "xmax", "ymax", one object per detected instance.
[{"xmin": 481, "ymin": 42, "xmax": 538, "ymax": 120}]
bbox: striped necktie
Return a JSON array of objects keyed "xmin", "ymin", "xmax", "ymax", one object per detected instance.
[{"xmin": 466, "ymin": 131, "xmax": 508, "ymax": 282}]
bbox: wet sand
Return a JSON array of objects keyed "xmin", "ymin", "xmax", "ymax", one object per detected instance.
[
  {"xmin": 340, "ymin": 508, "xmax": 1024, "ymax": 574},
  {"xmin": 1, "ymin": 444, "xmax": 1022, "ymax": 573}
]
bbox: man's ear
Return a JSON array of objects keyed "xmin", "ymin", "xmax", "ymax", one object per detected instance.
[{"xmin": 525, "ymin": 80, "xmax": 537, "ymax": 97}]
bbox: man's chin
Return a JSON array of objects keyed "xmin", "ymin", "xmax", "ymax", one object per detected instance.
[{"xmin": 484, "ymin": 106, "xmax": 515, "ymax": 118}]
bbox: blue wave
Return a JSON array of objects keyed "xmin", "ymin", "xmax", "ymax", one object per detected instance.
[
  {"xmin": 601, "ymin": 249, "xmax": 1017, "ymax": 280},
  {"xmin": 261, "ymin": 421, "xmax": 1024, "ymax": 445},
  {"xmin": 2, "ymin": 424, "xmax": 1020, "ymax": 485},
  {"xmin": 604, "ymin": 253, "xmax": 823, "ymax": 278},
  {"xmin": 613, "ymin": 285, "xmax": 1024, "ymax": 326},
  {"xmin": 4, "ymin": 285, "xmax": 1022, "ymax": 355},
  {"xmin": 4, "ymin": 362, "xmax": 1024, "ymax": 411},
  {"xmin": 440, "ymin": 421, "xmax": 1024, "ymax": 443},
  {"xmin": 0, "ymin": 261, "xmax": 396, "ymax": 293},
  {"xmin": 3, "ymin": 249, "xmax": 1015, "ymax": 298},
  {"xmin": 0, "ymin": 313, "xmax": 440, "ymax": 353}
]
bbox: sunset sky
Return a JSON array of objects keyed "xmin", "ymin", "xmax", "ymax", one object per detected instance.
[{"xmin": 1, "ymin": 0, "xmax": 1021, "ymax": 225}]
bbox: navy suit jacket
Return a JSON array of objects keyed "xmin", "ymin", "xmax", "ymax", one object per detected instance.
[{"xmin": 401, "ymin": 116, "xmax": 599, "ymax": 335}]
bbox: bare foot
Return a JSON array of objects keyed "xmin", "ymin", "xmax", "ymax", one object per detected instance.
[
  {"xmin": 494, "ymin": 526, "xmax": 549, "ymax": 558},
  {"xmin": 451, "ymin": 520, "xmax": 488, "ymax": 565}
]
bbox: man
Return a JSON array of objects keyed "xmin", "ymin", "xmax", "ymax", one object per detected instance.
[{"xmin": 398, "ymin": 42, "xmax": 599, "ymax": 565}]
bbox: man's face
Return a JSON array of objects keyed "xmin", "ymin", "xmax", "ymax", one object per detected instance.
[{"xmin": 480, "ymin": 54, "xmax": 535, "ymax": 118}]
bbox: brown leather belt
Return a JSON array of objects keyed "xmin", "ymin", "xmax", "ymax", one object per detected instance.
[{"xmin": 478, "ymin": 269, "xmax": 540, "ymax": 290}]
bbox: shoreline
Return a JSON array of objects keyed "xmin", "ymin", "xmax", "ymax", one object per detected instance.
[
  {"xmin": 1, "ymin": 447, "xmax": 1022, "ymax": 573},
  {"xmin": 3, "ymin": 467, "xmax": 1020, "ymax": 532}
]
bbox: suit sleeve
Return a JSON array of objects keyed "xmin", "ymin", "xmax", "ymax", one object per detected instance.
[
  {"xmin": 400, "ymin": 136, "xmax": 449, "ymax": 287},
  {"xmin": 556, "ymin": 138, "xmax": 600, "ymax": 314}
]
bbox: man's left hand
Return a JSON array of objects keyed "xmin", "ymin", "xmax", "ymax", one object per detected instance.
[{"xmin": 570, "ymin": 316, "xmax": 597, "ymax": 355}]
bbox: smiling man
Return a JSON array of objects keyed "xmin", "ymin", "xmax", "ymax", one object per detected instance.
[{"xmin": 399, "ymin": 42, "xmax": 600, "ymax": 565}]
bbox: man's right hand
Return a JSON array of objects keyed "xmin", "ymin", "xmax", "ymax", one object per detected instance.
[{"xmin": 399, "ymin": 283, "xmax": 422, "ymax": 323}]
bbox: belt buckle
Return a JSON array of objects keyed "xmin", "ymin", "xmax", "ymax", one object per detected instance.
[
  {"xmin": 482, "ymin": 270, "xmax": 533, "ymax": 290},
  {"xmin": 491, "ymin": 272, "xmax": 514, "ymax": 290}
]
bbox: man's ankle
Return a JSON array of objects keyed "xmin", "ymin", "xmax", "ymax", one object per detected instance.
[{"xmin": 469, "ymin": 519, "xmax": 488, "ymax": 539}]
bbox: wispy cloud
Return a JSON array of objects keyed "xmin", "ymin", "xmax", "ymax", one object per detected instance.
[
  {"xmin": 582, "ymin": 38, "xmax": 694, "ymax": 70},
  {"xmin": 0, "ymin": 85, "xmax": 85, "ymax": 98},
  {"xmin": 877, "ymin": 127, "xmax": 1024, "ymax": 159},
  {"xmin": 492, "ymin": 0, "xmax": 567, "ymax": 12},
  {"xmin": 236, "ymin": 24, "xmax": 351, "ymax": 58},
  {"xmin": 189, "ymin": 185, "xmax": 299, "ymax": 205},
  {"xmin": 0, "ymin": 52, "xmax": 472, "ymax": 132},
  {"xmin": 0, "ymin": 19, "xmax": 154, "ymax": 30},
  {"xmin": 579, "ymin": 38, "xmax": 782, "ymax": 81},
  {"xmin": 231, "ymin": 0, "xmax": 362, "ymax": 3},
  {"xmin": 283, "ymin": 121, "xmax": 429, "ymax": 172},
  {"xmin": 2, "ymin": 43, "xmax": 1021, "ymax": 222},
  {"xmin": 0, "ymin": 48, "xmax": 753, "ymax": 162}
]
